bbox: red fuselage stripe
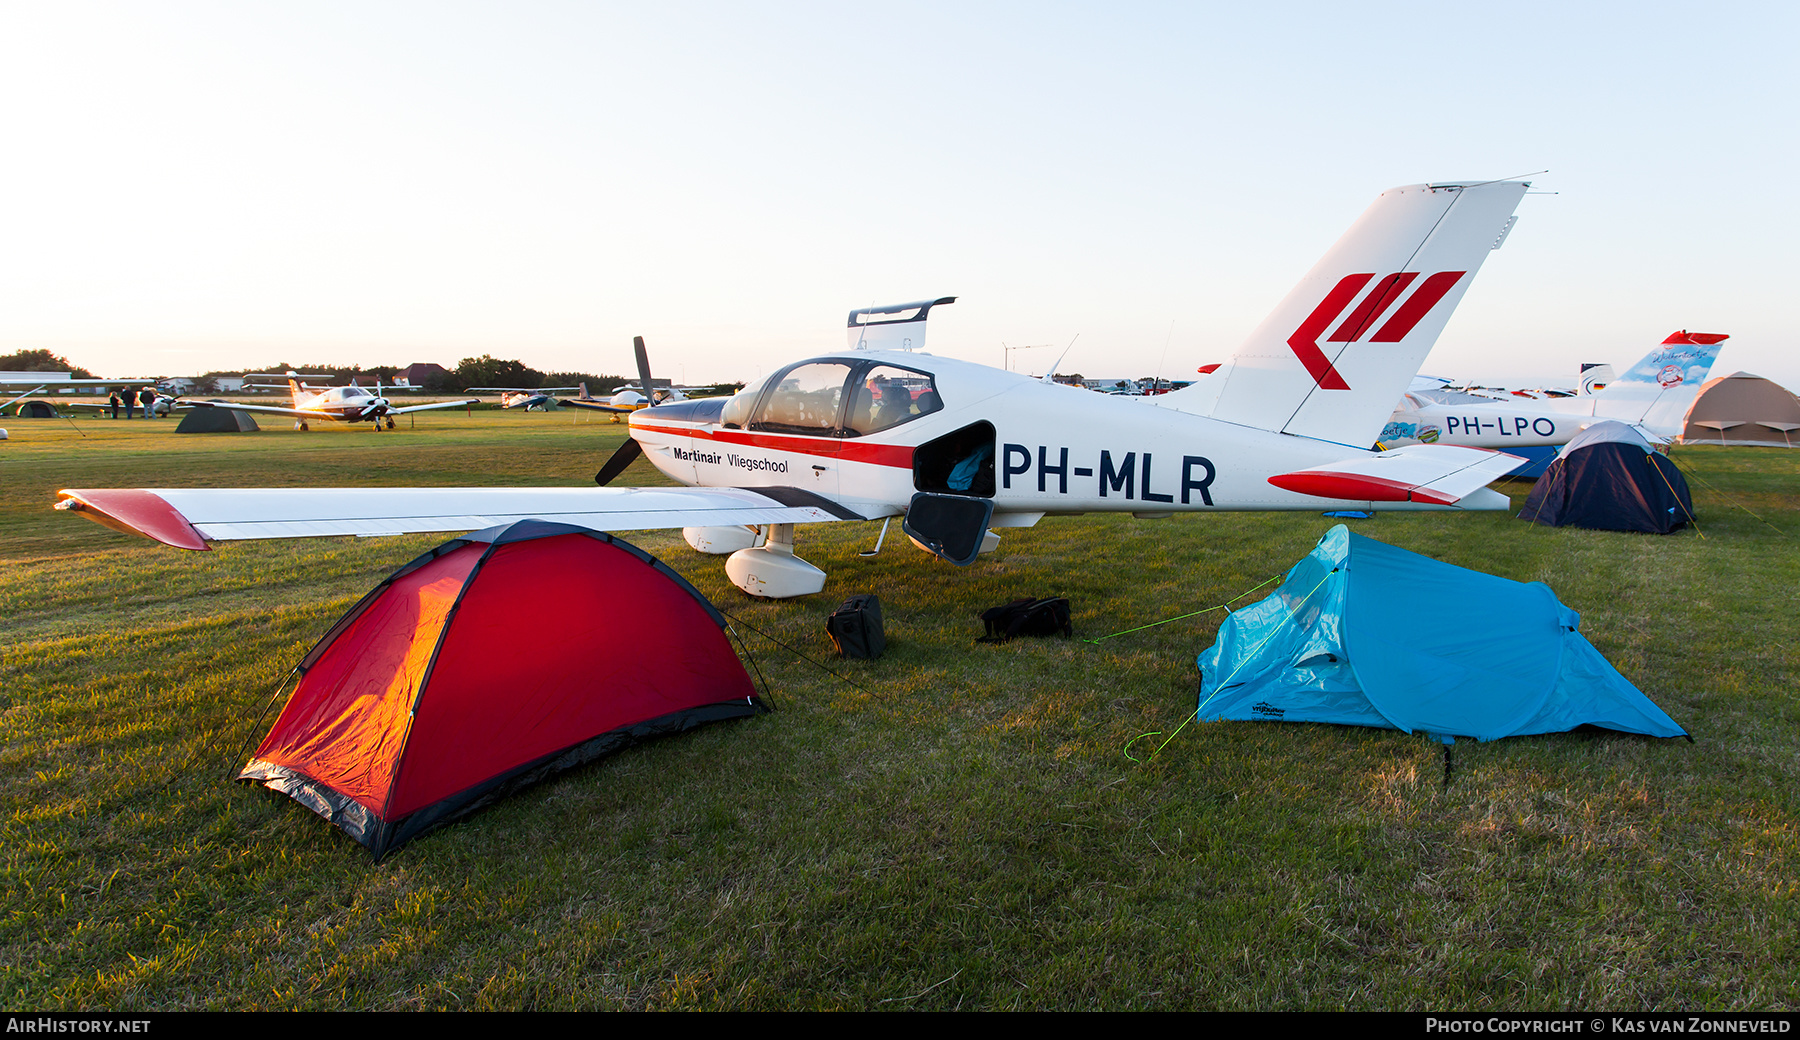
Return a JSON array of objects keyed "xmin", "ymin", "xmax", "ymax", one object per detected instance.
[{"xmin": 632, "ymin": 422, "xmax": 916, "ymax": 469}]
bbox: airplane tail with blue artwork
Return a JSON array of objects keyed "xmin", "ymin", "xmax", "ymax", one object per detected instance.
[{"xmin": 1589, "ymin": 331, "xmax": 1727, "ymax": 432}]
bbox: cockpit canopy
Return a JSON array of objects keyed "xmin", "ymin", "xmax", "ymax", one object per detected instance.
[{"xmin": 720, "ymin": 359, "xmax": 943, "ymax": 436}]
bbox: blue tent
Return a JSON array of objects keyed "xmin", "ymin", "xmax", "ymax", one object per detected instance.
[{"xmin": 1196, "ymin": 526, "xmax": 1687, "ymax": 741}]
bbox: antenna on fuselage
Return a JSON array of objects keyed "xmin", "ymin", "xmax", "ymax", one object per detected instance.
[{"xmin": 1041, "ymin": 334, "xmax": 1080, "ymax": 384}]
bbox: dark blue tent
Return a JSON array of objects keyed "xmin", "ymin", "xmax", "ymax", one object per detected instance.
[
  {"xmin": 1196, "ymin": 526, "xmax": 1686, "ymax": 742},
  {"xmin": 1518, "ymin": 422, "xmax": 1693, "ymax": 534}
]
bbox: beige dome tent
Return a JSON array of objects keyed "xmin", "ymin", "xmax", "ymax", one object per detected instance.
[{"xmin": 1678, "ymin": 372, "xmax": 1800, "ymax": 447}]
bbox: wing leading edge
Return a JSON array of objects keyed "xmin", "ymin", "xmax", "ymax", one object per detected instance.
[
  {"xmin": 56, "ymin": 486, "xmax": 867, "ymax": 550},
  {"xmin": 183, "ymin": 399, "xmax": 480, "ymax": 421}
]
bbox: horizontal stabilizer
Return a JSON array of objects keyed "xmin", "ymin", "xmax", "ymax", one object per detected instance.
[
  {"xmin": 559, "ymin": 398, "xmax": 634, "ymax": 413},
  {"xmin": 1268, "ymin": 445, "xmax": 1522, "ymax": 505},
  {"xmin": 57, "ymin": 486, "xmax": 866, "ymax": 549},
  {"xmin": 847, "ymin": 297, "xmax": 956, "ymax": 351}
]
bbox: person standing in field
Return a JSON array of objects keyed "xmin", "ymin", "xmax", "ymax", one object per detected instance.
[
  {"xmin": 109, "ymin": 392, "xmax": 120, "ymax": 419},
  {"xmin": 122, "ymin": 388, "xmax": 138, "ymax": 419}
]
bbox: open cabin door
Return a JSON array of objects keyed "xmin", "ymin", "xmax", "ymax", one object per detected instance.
[{"xmin": 905, "ymin": 421, "xmax": 997, "ymax": 565}]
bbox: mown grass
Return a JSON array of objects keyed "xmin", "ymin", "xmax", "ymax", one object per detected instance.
[{"xmin": 2, "ymin": 412, "xmax": 1796, "ymax": 1009}]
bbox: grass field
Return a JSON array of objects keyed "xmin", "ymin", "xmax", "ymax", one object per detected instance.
[{"xmin": 3, "ymin": 410, "xmax": 1797, "ymax": 1010}]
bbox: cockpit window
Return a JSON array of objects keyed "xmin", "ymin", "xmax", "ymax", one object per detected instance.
[
  {"xmin": 719, "ymin": 373, "xmax": 770, "ymax": 429},
  {"xmin": 749, "ymin": 362, "xmax": 854, "ymax": 435},
  {"xmin": 844, "ymin": 365, "xmax": 942, "ymax": 436}
]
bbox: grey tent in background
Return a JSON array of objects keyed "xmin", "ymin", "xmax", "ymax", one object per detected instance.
[
  {"xmin": 15, "ymin": 401, "xmax": 59, "ymax": 418},
  {"xmin": 177, "ymin": 406, "xmax": 260, "ymax": 433},
  {"xmin": 1519, "ymin": 422, "xmax": 1694, "ymax": 534},
  {"xmin": 1678, "ymin": 372, "xmax": 1800, "ymax": 447}
]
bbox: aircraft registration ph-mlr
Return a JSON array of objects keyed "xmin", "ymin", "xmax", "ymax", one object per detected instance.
[{"xmin": 58, "ymin": 180, "xmax": 1532, "ymax": 598}]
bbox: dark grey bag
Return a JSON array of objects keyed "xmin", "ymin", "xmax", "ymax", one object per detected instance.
[
  {"xmin": 977, "ymin": 597, "xmax": 1072, "ymax": 643},
  {"xmin": 827, "ymin": 594, "xmax": 886, "ymax": 659}
]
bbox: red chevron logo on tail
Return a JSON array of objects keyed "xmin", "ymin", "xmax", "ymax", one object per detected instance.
[{"xmin": 1287, "ymin": 271, "xmax": 1466, "ymax": 389}]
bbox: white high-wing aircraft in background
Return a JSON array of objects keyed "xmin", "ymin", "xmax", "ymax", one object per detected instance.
[
  {"xmin": 59, "ymin": 179, "xmax": 1532, "ymax": 598},
  {"xmin": 182, "ymin": 373, "xmax": 481, "ymax": 431},
  {"xmin": 1378, "ymin": 331, "xmax": 1729, "ymax": 454},
  {"xmin": 2, "ymin": 374, "xmax": 166, "ymax": 416}
]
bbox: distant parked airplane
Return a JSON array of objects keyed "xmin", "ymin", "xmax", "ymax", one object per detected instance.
[
  {"xmin": 468, "ymin": 386, "xmax": 581, "ymax": 410},
  {"xmin": 1379, "ymin": 331, "xmax": 1728, "ymax": 451},
  {"xmin": 182, "ymin": 373, "xmax": 479, "ymax": 431}
]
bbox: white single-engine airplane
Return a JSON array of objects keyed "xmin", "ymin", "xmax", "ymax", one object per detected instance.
[
  {"xmin": 555, "ymin": 339, "xmax": 694, "ymax": 416},
  {"xmin": 1378, "ymin": 331, "xmax": 1728, "ymax": 453},
  {"xmin": 59, "ymin": 180, "xmax": 1532, "ymax": 597},
  {"xmin": 470, "ymin": 387, "xmax": 582, "ymax": 410},
  {"xmin": 182, "ymin": 373, "xmax": 481, "ymax": 431}
]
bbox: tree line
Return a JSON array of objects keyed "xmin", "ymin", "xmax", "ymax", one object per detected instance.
[
  {"xmin": 208, "ymin": 356, "xmax": 631, "ymax": 393},
  {"xmin": 6, "ymin": 348, "xmax": 741, "ymax": 397},
  {"xmin": 0, "ymin": 349, "xmax": 94, "ymax": 379}
]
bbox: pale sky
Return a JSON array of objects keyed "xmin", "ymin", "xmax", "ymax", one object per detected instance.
[{"xmin": 3, "ymin": 1, "xmax": 1794, "ymax": 388}]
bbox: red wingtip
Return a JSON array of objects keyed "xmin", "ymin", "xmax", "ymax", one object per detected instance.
[
  {"xmin": 1267, "ymin": 471, "xmax": 1459, "ymax": 506},
  {"xmin": 1196, "ymin": 363, "xmax": 1221, "ymax": 375},
  {"xmin": 1662, "ymin": 331, "xmax": 1729, "ymax": 345},
  {"xmin": 55, "ymin": 490, "xmax": 210, "ymax": 550}
]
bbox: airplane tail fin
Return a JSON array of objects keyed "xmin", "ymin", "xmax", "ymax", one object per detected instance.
[
  {"xmin": 1579, "ymin": 363, "xmax": 1615, "ymax": 394},
  {"xmin": 1591, "ymin": 331, "xmax": 1727, "ymax": 429},
  {"xmin": 1156, "ymin": 181, "xmax": 1529, "ymax": 447}
]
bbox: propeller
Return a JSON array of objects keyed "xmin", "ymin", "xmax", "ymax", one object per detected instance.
[
  {"xmin": 360, "ymin": 377, "xmax": 398, "ymax": 420},
  {"xmin": 634, "ymin": 335, "xmax": 656, "ymax": 404},
  {"xmin": 594, "ymin": 438, "xmax": 642, "ymax": 485},
  {"xmin": 595, "ymin": 335, "xmax": 654, "ymax": 485}
]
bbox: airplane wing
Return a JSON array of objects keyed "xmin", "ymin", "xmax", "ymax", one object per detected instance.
[
  {"xmin": 54, "ymin": 400, "xmax": 191, "ymax": 410},
  {"xmin": 1267, "ymin": 444, "xmax": 1523, "ymax": 506},
  {"xmin": 0, "ymin": 376, "xmax": 161, "ymax": 387},
  {"xmin": 55, "ymin": 486, "xmax": 868, "ymax": 550},
  {"xmin": 387, "ymin": 398, "xmax": 480, "ymax": 415},
  {"xmin": 181, "ymin": 401, "xmax": 337, "ymax": 421},
  {"xmin": 557, "ymin": 398, "xmax": 633, "ymax": 414}
]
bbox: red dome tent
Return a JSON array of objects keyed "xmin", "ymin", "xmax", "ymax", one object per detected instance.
[{"xmin": 239, "ymin": 520, "xmax": 763, "ymax": 861}]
